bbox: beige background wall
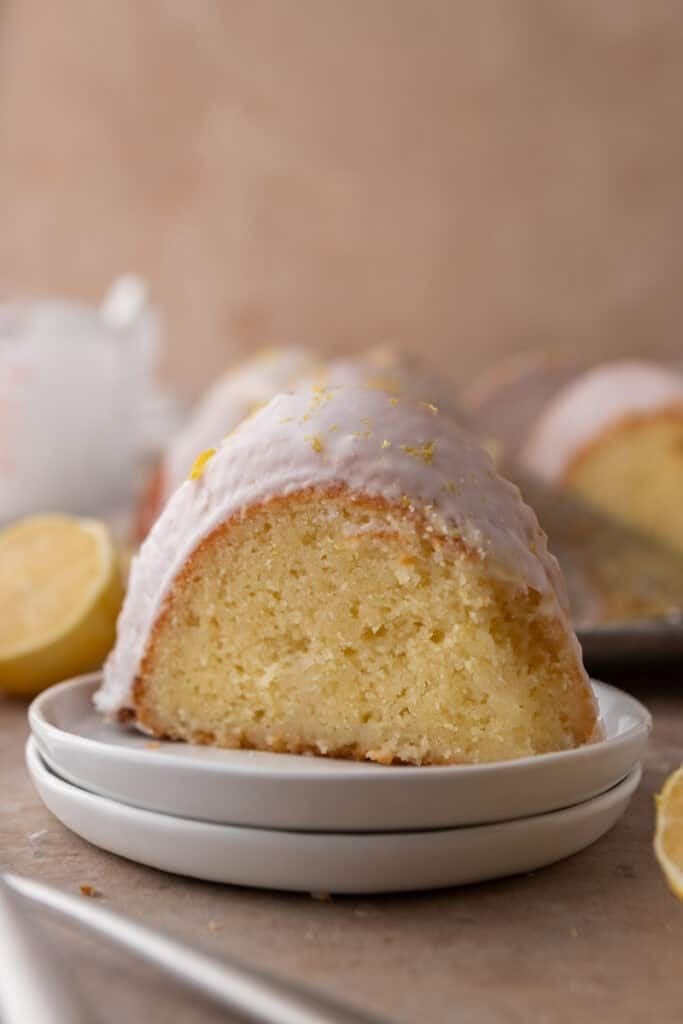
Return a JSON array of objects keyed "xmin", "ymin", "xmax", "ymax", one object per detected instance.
[{"xmin": 1, "ymin": 1, "xmax": 681, "ymax": 399}]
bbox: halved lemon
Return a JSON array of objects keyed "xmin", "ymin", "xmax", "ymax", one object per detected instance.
[
  {"xmin": 0, "ymin": 515, "xmax": 124, "ymax": 697},
  {"xmin": 654, "ymin": 765, "xmax": 683, "ymax": 900}
]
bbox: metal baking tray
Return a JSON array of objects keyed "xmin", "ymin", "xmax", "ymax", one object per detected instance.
[{"xmin": 578, "ymin": 615, "xmax": 683, "ymax": 665}]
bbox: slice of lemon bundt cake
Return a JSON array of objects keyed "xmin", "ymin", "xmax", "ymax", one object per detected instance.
[
  {"xmin": 97, "ymin": 386, "xmax": 598, "ymax": 765},
  {"xmin": 521, "ymin": 361, "xmax": 683, "ymax": 555}
]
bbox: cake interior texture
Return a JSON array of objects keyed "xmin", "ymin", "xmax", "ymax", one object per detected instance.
[
  {"xmin": 566, "ymin": 412, "xmax": 683, "ymax": 555},
  {"xmin": 134, "ymin": 489, "xmax": 595, "ymax": 765}
]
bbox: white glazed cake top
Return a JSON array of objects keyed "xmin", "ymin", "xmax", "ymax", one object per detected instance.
[
  {"xmin": 307, "ymin": 347, "xmax": 463, "ymax": 423},
  {"xmin": 164, "ymin": 348, "xmax": 319, "ymax": 495},
  {"xmin": 521, "ymin": 360, "xmax": 683, "ymax": 482},
  {"xmin": 164, "ymin": 346, "xmax": 464, "ymax": 500},
  {"xmin": 97, "ymin": 385, "xmax": 582, "ymax": 715}
]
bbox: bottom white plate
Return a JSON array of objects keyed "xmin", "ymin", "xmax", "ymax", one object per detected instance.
[{"xmin": 26, "ymin": 738, "xmax": 641, "ymax": 894}]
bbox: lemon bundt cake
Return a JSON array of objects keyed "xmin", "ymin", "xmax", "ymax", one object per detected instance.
[
  {"xmin": 520, "ymin": 361, "xmax": 683, "ymax": 554},
  {"xmin": 97, "ymin": 386, "xmax": 598, "ymax": 765}
]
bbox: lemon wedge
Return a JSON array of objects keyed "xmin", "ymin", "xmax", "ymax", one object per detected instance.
[
  {"xmin": 654, "ymin": 764, "xmax": 683, "ymax": 900},
  {"xmin": 0, "ymin": 515, "xmax": 124, "ymax": 696}
]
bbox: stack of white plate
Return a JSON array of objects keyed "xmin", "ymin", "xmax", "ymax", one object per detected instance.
[{"xmin": 27, "ymin": 675, "xmax": 650, "ymax": 894}]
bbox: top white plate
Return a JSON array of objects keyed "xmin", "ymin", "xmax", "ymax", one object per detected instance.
[{"xmin": 29, "ymin": 673, "xmax": 651, "ymax": 833}]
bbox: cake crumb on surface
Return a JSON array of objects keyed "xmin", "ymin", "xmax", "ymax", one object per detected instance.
[{"xmin": 79, "ymin": 885, "xmax": 100, "ymax": 898}]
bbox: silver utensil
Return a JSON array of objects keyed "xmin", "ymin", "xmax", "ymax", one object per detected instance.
[
  {"xmin": 0, "ymin": 876, "xmax": 93, "ymax": 1024},
  {"xmin": 3, "ymin": 873, "xmax": 388, "ymax": 1024}
]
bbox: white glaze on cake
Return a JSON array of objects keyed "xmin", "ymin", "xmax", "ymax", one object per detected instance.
[
  {"xmin": 164, "ymin": 348, "xmax": 319, "ymax": 495},
  {"xmin": 520, "ymin": 361, "xmax": 683, "ymax": 483},
  {"xmin": 164, "ymin": 346, "xmax": 463, "ymax": 500},
  {"xmin": 96, "ymin": 385, "xmax": 587, "ymax": 716}
]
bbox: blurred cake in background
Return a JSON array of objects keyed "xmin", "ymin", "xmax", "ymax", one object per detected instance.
[
  {"xmin": 98, "ymin": 385, "xmax": 598, "ymax": 764},
  {"xmin": 461, "ymin": 348, "xmax": 588, "ymax": 452},
  {"xmin": 520, "ymin": 360, "xmax": 683, "ymax": 555},
  {"xmin": 461, "ymin": 353, "xmax": 683, "ymax": 627},
  {"xmin": 516, "ymin": 468, "xmax": 683, "ymax": 628}
]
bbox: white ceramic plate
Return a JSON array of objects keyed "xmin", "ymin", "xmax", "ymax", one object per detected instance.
[
  {"xmin": 29, "ymin": 674, "xmax": 650, "ymax": 833},
  {"xmin": 26, "ymin": 739, "xmax": 641, "ymax": 895}
]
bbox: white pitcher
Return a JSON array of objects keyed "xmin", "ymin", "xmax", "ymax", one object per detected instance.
[{"xmin": 0, "ymin": 276, "xmax": 160, "ymax": 523}]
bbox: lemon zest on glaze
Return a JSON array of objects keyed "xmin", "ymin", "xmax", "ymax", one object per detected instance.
[
  {"xmin": 190, "ymin": 448, "xmax": 216, "ymax": 480},
  {"xmin": 304, "ymin": 434, "xmax": 325, "ymax": 454},
  {"xmin": 401, "ymin": 441, "xmax": 435, "ymax": 465}
]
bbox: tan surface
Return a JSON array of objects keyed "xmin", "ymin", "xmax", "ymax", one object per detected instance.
[
  {"xmin": 1, "ymin": 669, "xmax": 682, "ymax": 1023},
  {"xmin": 2, "ymin": 2, "xmax": 683, "ymax": 400}
]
